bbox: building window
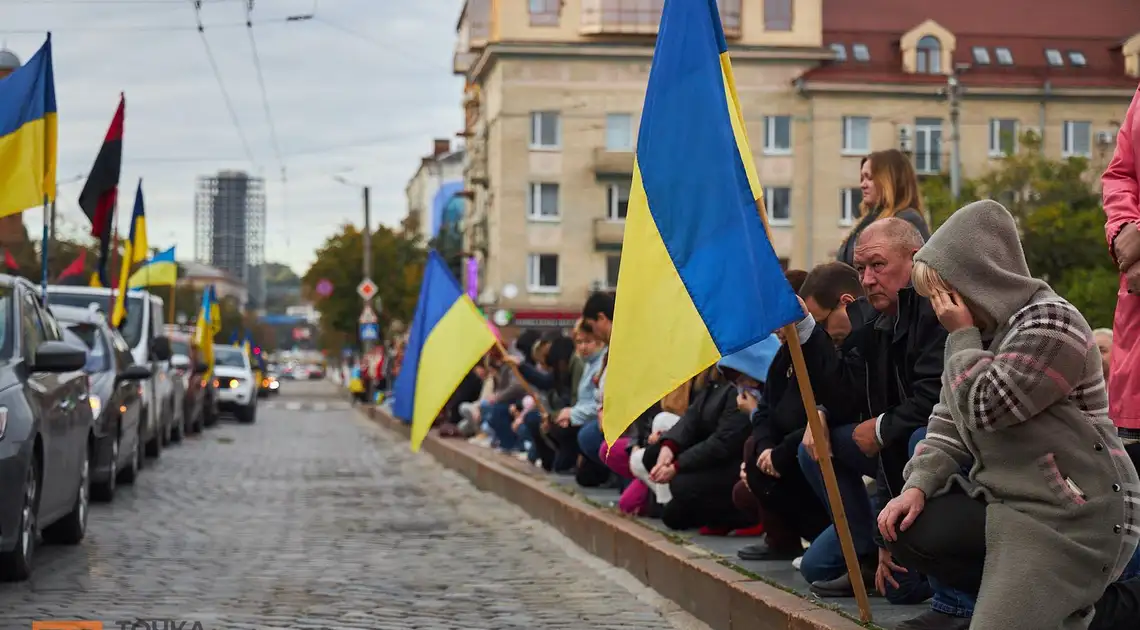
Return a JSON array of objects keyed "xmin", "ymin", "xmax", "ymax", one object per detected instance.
[
  {"xmin": 763, "ymin": 0, "xmax": 793, "ymax": 31},
  {"xmin": 1045, "ymin": 49, "xmax": 1064, "ymax": 67},
  {"xmin": 527, "ymin": 254, "xmax": 559, "ymax": 292},
  {"xmin": 995, "ymin": 47, "xmax": 1013, "ymax": 65},
  {"xmin": 1062, "ymin": 120, "xmax": 1092, "ymax": 158},
  {"xmin": 765, "ymin": 187, "xmax": 791, "ymax": 226},
  {"xmin": 1069, "ymin": 51, "xmax": 1087, "ymax": 67},
  {"xmin": 916, "ymin": 36, "xmax": 941, "ymax": 74},
  {"xmin": 606, "ymin": 181, "xmax": 630, "ymax": 221},
  {"xmin": 830, "ymin": 43, "xmax": 847, "ymax": 61},
  {"xmin": 529, "ymin": 111, "xmax": 561, "ymax": 149},
  {"xmin": 973, "ymin": 47, "xmax": 990, "ymax": 65},
  {"xmin": 528, "ymin": 0, "xmax": 561, "ymax": 26},
  {"xmin": 605, "ymin": 113, "xmax": 634, "ymax": 151},
  {"xmin": 989, "ymin": 119, "xmax": 1019, "ymax": 156},
  {"xmin": 842, "ymin": 116, "xmax": 871, "ymax": 154},
  {"xmin": 915, "ymin": 118, "xmax": 943, "ymax": 174},
  {"xmin": 605, "ymin": 254, "xmax": 621, "ymax": 289},
  {"xmin": 527, "ymin": 183, "xmax": 560, "ymax": 220},
  {"xmin": 852, "ymin": 44, "xmax": 870, "ymax": 62},
  {"xmin": 841, "ymin": 188, "xmax": 860, "ymax": 226},
  {"xmin": 763, "ymin": 115, "xmax": 792, "ymax": 154}
]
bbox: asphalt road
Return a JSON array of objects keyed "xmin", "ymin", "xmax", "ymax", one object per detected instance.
[{"xmin": 0, "ymin": 379, "xmax": 707, "ymax": 630}]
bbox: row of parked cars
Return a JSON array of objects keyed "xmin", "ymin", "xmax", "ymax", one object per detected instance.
[{"xmin": 0, "ymin": 277, "xmax": 267, "ymax": 581}]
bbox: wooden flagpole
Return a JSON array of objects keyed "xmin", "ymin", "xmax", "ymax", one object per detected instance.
[
  {"xmin": 755, "ymin": 196, "xmax": 873, "ymax": 622},
  {"xmin": 492, "ymin": 337, "xmax": 549, "ymax": 421}
]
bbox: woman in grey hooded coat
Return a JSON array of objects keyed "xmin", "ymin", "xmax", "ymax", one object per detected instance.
[{"xmin": 876, "ymin": 199, "xmax": 1140, "ymax": 629}]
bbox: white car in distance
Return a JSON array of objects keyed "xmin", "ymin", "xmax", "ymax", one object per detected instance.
[{"xmin": 211, "ymin": 345, "xmax": 257, "ymax": 423}]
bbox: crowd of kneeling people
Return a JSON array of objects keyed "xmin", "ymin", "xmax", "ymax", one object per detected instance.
[{"xmin": 437, "ymin": 201, "xmax": 1139, "ymax": 630}]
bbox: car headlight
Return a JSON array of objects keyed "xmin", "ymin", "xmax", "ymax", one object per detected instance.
[
  {"xmin": 229, "ymin": 379, "xmax": 240, "ymax": 389},
  {"xmin": 89, "ymin": 394, "xmax": 103, "ymax": 419}
]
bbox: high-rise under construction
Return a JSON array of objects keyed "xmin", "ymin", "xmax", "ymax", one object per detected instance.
[{"xmin": 194, "ymin": 170, "xmax": 266, "ymax": 307}]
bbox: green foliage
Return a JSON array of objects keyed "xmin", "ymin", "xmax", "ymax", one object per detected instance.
[
  {"xmin": 920, "ymin": 131, "xmax": 1116, "ymax": 327},
  {"xmin": 302, "ymin": 223, "xmax": 426, "ymax": 352}
]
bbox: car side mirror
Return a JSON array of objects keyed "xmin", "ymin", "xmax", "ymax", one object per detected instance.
[
  {"xmin": 32, "ymin": 341, "xmax": 88, "ymax": 373},
  {"xmin": 151, "ymin": 336, "xmax": 172, "ymax": 361},
  {"xmin": 170, "ymin": 354, "xmax": 191, "ymax": 370},
  {"xmin": 117, "ymin": 364, "xmax": 152, "ymax": 382}
]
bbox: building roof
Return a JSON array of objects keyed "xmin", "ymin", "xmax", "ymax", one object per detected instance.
[{"xmin": 804, "ymin": 0, "xmax": 1140, "ymax": 89}]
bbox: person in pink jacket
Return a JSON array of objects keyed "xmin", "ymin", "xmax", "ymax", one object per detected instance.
[{"xmin": 1104, "ymin": 84, "xmax": 1140, "ymax": 467}]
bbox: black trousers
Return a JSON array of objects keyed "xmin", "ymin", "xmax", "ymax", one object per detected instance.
[
  {"xmin": 742, "ymin": 438, "xmax": 830, "ymax": 548},
  {"xmin": 642, "ymin": 443, "xmax": 754, "ymax": 531},
  {"xmin": 546, "ymin": 423, "xmax": 581, "ymax": 473}
]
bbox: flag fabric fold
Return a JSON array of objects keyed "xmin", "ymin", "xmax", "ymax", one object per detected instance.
[
  {"xmin": 56, "ymin": 249, "xmax": 87, "ymax": 284},
  {"xmin": 2, "ymin": 247, "xmax": 18, "ymax": 272},
  {"xmin": 78, "ymin": 94, "xmax": 124, "ymax": 286},
  {"xmin": 194, "ymin": 285, "xmax": 219, "ymax": 384},
  {"xmin": 112, "ymin": 180, "xmax": 146, "ymax": 327},
  {"xmin": 127, "ymin": 246, "xmax": 176, "ymax": 288},
  {"xmin": 0, "ymin": 34, "xmax": 57, "ymax": 218},
  {"xmin": 392, "ymin": 250, "xmax": 497, "ymax": 452},
  {"xmin": 601, "ymin": 0, "xmax": 803, "ymax": 443}
]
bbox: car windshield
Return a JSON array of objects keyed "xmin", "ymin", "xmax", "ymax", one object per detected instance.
[
  {"xmin": 214, "ymin": 346, "xmax": 247, "ymax": 368},
  {"xmin": 48, "ymin": 292, "xmax": 145, "ymax": 348},
  {"xmin": 62, "ymin": 324, "xmax": 109, "ymax": 373},
  {"xmin": 171, "ymin": 340, "xmax": 191, "ymax": 357}
]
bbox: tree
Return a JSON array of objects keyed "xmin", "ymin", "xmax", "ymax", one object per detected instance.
[
  {"xmin": 921, "ymin": 131, "xmax": 1117, "ymax": 328},
  {"xmin": 302, "ymin": 223, "xmax": 426, "ymax": 352}
]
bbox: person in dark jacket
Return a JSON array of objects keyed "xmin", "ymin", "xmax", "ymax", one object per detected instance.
[
  {"xmin": 640, "ymin": 336, "xmax": 779, "ymax": 532},
  {"xmin": 515, "ymin": 334, "xmax": 577, "ymax": 470},
  {"xmin": 734, "ymin": 261, "xmax": 864, "ymax": 561},
  {"xmin": 836, "ymin": 150, "xmax": 930, "ymax": 268}
]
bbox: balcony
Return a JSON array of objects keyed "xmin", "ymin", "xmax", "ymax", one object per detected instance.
[
  {"xmin": 454, "ymin": 0, "xmax": 491, "ymax": 74},
  {"xmin": 579, "ymin": 0, "xmax": 740, "ymax": 38},
  {"xmin": 593, "ymin": 147, "xmax": 635, "ymax": 178},
  {"xmin": 594, "ymin": 218, "xmax": 625, "ymax": 251}
]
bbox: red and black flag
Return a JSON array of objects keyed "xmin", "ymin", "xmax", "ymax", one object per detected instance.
[
  {"xmin": 0, "ymin": 247, "xmax": 16, "ymax": 273},
  {"xmin": 78, "ymin": 94, "xmax": 124, "ymax": 286},
  {"xmin": 56, "ymin": 249, "xmax": 87, "ymax": 285}
]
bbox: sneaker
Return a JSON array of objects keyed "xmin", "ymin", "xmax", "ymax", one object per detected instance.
[
  {"xmin": 737, "ymin": 540, "xmax": 802, "ymax": 561},
  {"xmin": 895, "ymin": 610, "xmax": 971, "ymax": 630},
  {"xmin": 808, "ymin": 560, "xmax": 879, "ymax": 598}
]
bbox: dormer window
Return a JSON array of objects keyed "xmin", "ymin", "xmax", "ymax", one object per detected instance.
[
  {"xmin": 972, "ymin": 47, "xmax": 990, "ymax": 65},
  {"xmin": 1069, "ymin": 51, "xmax": 1087, "ymax": 67},
  {"xmin": 831, "ymin": 43, "xmax": 847, "ymax": 61},
  {"xmin": 852, "ymin": 44, "xmax": 870, "ymax": 62},
  {"xmin": 916, "ymin": 36, "xmax": 942, "ymax": 74},
  {"xmin": 1045, "ymin": 49, "xmax": 1063, "ymax": 67},
  {"xmin": 995, "ymin": 47, "xmax": 1013, "ymax": 65}
]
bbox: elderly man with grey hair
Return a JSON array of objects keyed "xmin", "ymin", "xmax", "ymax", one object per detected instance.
[{"xmin": 1094, "ymin": 328, "xmax": 1114, "ymax": 382}]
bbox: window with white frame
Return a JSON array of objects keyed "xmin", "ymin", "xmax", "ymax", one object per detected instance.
[
  {"xmin": 764, "ymin": 115, "xmax": 792, "ymax": 154},
  {"xmin": 852, "ymin": 44, "xmax": 870, "ymax": 62},
  {"xmin": 529, "ymin": 111, "xmax": 561, "ymax": 149},
  {"xmin": 606, "ymin": 181, "xmax": 630, "ymax": 221},
  {"xmin": 528, "ymin": 0, "xmax": 561, "ymax": 26},
  {"xmin": 995, "ymin": 47, "xmax": 1013, "ymax": 65},
  {"xmin": 605, "ymin": 255, "xmax": 621, "ymax": 289},
  {"xmin": 973, "ymin": 47, "xmax": 991, "ymax": 65},
  {"xmin": 763, "ymin": 0, "xmax": 793, "ymax": 31},
  {"xmin": 527, "ymin": 182, "xmax": 560, "ymax": 220},
  {"xmin": 840, "ymin": 188, "xmax": 861, "ymax": 226},
  {"xmin": 831, "ymin": 43, "xmax": 847, "ymax": 61},
  {"xmin": 916, "ymin": 36, "xmax": 941, "ymax": 74},
  {"xmin": 1062, "ymin": 120, "xmax": 1092, "ymax": 158},
  {"xmin": 1045, "ymin": 49, "xmax": 1064, "ymax": 67},
  {"xmin": 989, "ymin": 119, "xmax": 1019, "ymax": 156},
  {"xmin": 765, "ymin": 187, "xmax": 791, "ymax": 226},
  {"xmin": 527, "ymin": 254, "xmax": 559, "ymax": 292},
  {"xmin": 605, "ymin": 113, "xmax": 634, "ymax": 151},
  {"xmin": 1069, "ymin": 51, "xmax": 1087, "ymax": 67},
  {"xmin": 914, "ymin": 118, "xmax": 943, "ymax": 174},
  {"xmin": 842, "ymin": 116, "xmax": 871, "ymax": 154}
]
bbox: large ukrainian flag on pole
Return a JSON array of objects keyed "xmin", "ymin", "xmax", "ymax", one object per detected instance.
[
  {"xmin": 0, "ymin": 34, "xmax": 57, "ymax": 218},
  {"xmin": 602, "ymin": 0, "xmax": 803, "ymax": 443},
  {"xmin": 393, "ymin": 251, "xmax": 496, "ymax": 452}
]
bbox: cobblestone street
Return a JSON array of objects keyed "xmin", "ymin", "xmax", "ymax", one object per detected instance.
[{"xmin": 0, "ymin": 381, "xmax": 705, "ymax": 630}]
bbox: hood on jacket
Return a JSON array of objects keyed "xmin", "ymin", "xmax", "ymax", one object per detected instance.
[
  {"xmin": 914, "ymin": 199, "xmax": 1048, "ymax": 327},
  {"xmin": 717, "ymin": 334, "xmax": 781, "ymax": 384}
]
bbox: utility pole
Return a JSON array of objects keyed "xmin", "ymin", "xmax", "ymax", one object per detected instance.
[
  {"xmin": 944, "ymin": 64, "xmax": 969, "ymax": 204},
  {"xmin": 361, "ymin": 185, "xmax": 373, "ymax": 402}
]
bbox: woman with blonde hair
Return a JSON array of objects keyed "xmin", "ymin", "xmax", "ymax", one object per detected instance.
[
  {"xmin": 877, "ymin": 199, "xmax": 1139, "ymax": 629},
  {"xmin": 836, "ymin": 149, "xmax": 930, "ymax": 267}
]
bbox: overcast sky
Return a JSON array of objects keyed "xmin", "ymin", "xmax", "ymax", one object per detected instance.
[{"xmin": 4, "ymin": 0, "xmax": 464, "ymax": 275}]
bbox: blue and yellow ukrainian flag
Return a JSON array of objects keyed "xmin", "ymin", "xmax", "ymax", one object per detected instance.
[
  {"xmin": 127, "ymin": 246, "xmax": 176, "ymax": 288},
  {"xmin": 0, "ymin": 34, "xmax": 57, "ymax": 219},
  {"xmin": 112, "ymin": 179, "xmax": 147, "ymax": 327},
  {"xmin": 393, "ymin": 250, "xmax": 496, "ymax": 452},
  {"xmin": 194, "ymin": 285, "xmax": 220, "ymax": 384},
  {"xmin": 602, "ymin": 0, "xmax": 802, "ymax": 443}
]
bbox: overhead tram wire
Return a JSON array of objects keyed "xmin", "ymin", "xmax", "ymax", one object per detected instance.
[
  {"xmin": 190, "ymin": 0, "xmax": 255, "ymax": 166},
  {"xmin": 244, "ymin": 0, "xmax": 291, "ymax": 250}
]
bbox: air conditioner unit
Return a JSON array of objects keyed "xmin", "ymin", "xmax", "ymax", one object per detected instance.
[
  {"xmin": 1097, "ymin": 130, "xmax": 1117, "ymax": 146},
  {"xmin": 897, "ymin": 125, "xmax": 914, "ymax": 152}
]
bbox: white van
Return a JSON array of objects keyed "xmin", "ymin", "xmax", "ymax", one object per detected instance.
[{"xmin": 45, "ymin": 286, "xmax": 180, "ymax": 459}]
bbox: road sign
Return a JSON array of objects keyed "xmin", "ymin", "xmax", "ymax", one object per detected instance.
[
  {"xmin": 359, "ymin": 322, "xmax": 379, "ymax": 341},
  {"xmin": 359, "ymin": 305, "xmax": 378, "ymax": 324},
  {"xmin": 356, "ymin": 278, "xmax": 378, "ymax": 301},
  {"xmin": 316, "ymin": 278, "xmax": 334, "ymax": 298}
]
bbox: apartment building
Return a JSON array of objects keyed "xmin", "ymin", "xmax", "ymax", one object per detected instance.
[
  {"xmin": 405, "ymin": 138, "xmax": 466, "ymax": 243},
  {"xmin": 452, "ymin": 0, "xmax": 1140, "ymax": 319}
]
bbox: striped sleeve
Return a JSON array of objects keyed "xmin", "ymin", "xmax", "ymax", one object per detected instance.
[
  {"xmin": 944, "ymin": 300, "xmax": 1094, "ymax": 433},
  {"xmin": 903, "ymin": 395, "xmax": 972, "ymax": 497}
]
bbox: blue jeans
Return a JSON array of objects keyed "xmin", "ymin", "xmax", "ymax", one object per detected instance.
[
  {"xmin": 481, "ymin": 401, "xmax": 522, "ymax": 452},
  {"xmin": 798, "ymin": 423, "xmax": 880, "ymax": 563},
  {"xmin": 519, "ymin": 410, "xmax": 543, "ymax": 463},
  {"xmin": 1121, "ymin": 546, "xmax": 1140, "ymax": 581},
  {"xmin": 577, "ymin": 419, "xmax": 605, "ymax": 467}
]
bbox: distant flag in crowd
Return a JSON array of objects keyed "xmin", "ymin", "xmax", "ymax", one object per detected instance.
[
  {"xmin": 127, "ymin": 246, "xmax": 176, "ymax": 288},
  {"xmin": 56, "ymin": 249, "xmax": 88, "ymax": 284},
  {"xmin": 78, "ymin": 94, "xmax": 124, "ymax": 288},
  {"xmin": 0, "ymin": 34, "xmax": 57, "ymax": 219},
  {"xmin": 194, "ymin": 285, "xmax": 220, "ymax": 383},
  {"xmin": 601, "ymin": 0, "xmax": 802, "ymax": 443},
  {"xmin": 111, "ymin": 180, "xmax": 146, "ymax": 327},
  {"xmin": 393, "ymin": 250, "xmax": 496, "ymax": 452}
]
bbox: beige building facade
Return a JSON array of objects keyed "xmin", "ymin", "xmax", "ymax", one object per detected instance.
[{"xmin": 453, "ymin": 0, "xmax": 1140, "ymax": 317}]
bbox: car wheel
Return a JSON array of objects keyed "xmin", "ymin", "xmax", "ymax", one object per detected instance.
[
  {"xmin": 43, "ymin": 440, "xmax": 89, "ymax": 545},
  {"xmin": 145, "ymin": 418, "xmax": 162, "ymax": 459},
  {"xmin": 91, "ymin": 429, "xmax": 118, "ymax": 503},
  {"xmin": 119, "ymin": 423, "xmax": 142, "ymax": 484},
  {"xmin": 238, "ymin": 402, "xmax": 257, "ymax": 424},
  {"xmin": 171, "ymin": 407, "xmax": 184, "ymax": 443},
  {"xmin": 0, "ymin": 451, "xmax": 40, "ymax": 581}
]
